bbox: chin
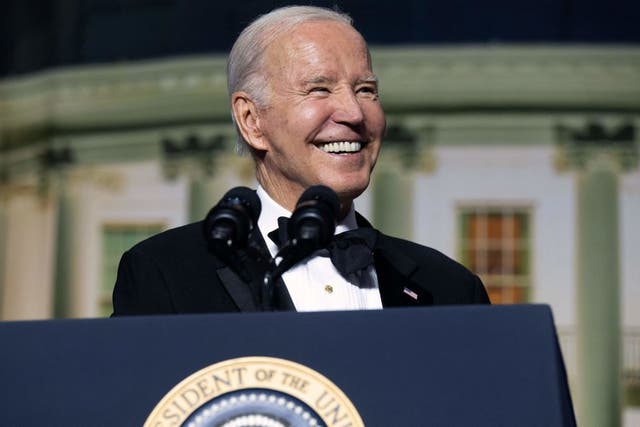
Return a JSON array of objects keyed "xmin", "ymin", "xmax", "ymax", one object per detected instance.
[
  {"xmin": 316, "ymin": 170, "xmax": 371, "ymax": 199},
  {"xmin": 329, "ymin": 182, "xmax": 369, "ymax": 203}
]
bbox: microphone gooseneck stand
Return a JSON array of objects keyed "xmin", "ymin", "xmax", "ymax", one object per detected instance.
[
  {"xmin": 262, "ymin": 185, "xmax": 339, "ymax": 310},
  {"xmin": 203, "ymin": 186, "xmax": 262, "ymax": 285}
]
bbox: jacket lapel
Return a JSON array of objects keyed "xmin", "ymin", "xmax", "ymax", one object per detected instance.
[
  {"xmin": 216, "ymin": 266, "xmax": 259, "ymax": 311},
  {"xmin": 215, "ymin": 225, "xmax": 295, "ymax": 312},
  {"xmin": 356, "ymin": 213, "xmax": 433, "ymax": 307},
  {"xmin": 373, "ymin": 240, "xmax": 433, "ymax": 307},
  {"xmin": 271, "ymin": 278, "xmax": 296, "ymax": 311}
]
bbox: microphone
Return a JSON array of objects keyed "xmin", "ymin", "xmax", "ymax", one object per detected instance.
[
  {"xmin": 203, "ymin": 186, "xmax": 261, "ymax": 252},
  {"xmin": 263, "ymin": 185, "xmax": 339, "ymax": 309},
  {"xmin": 286, "ymin": 184, "xmax": 339, "ymax": 252}
]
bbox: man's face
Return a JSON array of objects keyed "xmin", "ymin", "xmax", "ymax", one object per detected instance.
[{"xmin": 250, "ymin": 20, "xmax": 386, "ymax": 211}]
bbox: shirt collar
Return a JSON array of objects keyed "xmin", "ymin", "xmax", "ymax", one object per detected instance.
[{"xmin": 256, "ymin": 185, "xmax": 358, "ymax": 256}]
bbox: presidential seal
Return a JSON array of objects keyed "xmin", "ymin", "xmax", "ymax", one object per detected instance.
[{"xmin": 144, "ymin": 356, "xmax": 364, "ymax": 427}]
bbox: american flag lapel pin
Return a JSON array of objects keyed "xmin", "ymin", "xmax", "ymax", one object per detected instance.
[{"xmin": 403, "ymin": 287, "xmax": 419, "ymax": 301}]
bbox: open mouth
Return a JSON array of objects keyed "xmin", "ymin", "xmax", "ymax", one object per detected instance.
[{"xmin": 318, "ymin": 141, "xmax": 362, "ymax": 154}]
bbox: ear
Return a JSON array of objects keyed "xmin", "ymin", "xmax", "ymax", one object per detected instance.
[{"xmin": 231, "ymin": 92, "xmax": 269, "ymax": 151}]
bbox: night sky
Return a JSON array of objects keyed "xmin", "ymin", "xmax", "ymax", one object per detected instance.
[{"xmin": 2, "ymin": 0, "xmax": 639, "ymax": 77}]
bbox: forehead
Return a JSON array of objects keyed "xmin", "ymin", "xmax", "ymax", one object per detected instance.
[{"xmin": 264, "ymin": 20, "xmax": 373, "ymax": 79}]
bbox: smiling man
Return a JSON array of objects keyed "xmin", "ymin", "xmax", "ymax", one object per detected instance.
[
  {"xmin": 112, "ymin": 6, "xmax": 489, "ymax": 315},
  {"xmin": 230, "ymin": 12, "xmax": 385, "ymax": 217}
]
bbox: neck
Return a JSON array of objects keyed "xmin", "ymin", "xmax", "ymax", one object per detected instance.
[
  {"xmin": 337, "ymin": 200, "xmax": 353, "ymax": 221},
  {"xmin": 256, "ymin": 178, "xmax": 353, "ymax": 221}
]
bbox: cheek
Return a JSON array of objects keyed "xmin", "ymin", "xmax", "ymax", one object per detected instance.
[
  {"xmin": 368, "ymin": 143, "xmax": 382, "ymax": 168},
  {"xmin": 365, "ymin": 105, "xmax": 386, "ymax": 134},
  {"xmin": 295, "ymin": 103, "xmax": 332, "ymax": 130}
]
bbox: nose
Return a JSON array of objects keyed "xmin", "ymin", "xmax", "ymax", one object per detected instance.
[{"xmin": 332, "ymin": 89, "xmax": 364, "ymax": 125}]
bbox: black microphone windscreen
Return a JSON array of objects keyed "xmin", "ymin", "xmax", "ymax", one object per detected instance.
[
  {"xmin": 222, "ymin": 186, "xmax": 261, "ymax": 222},
  {"xmin": 297, "ymin": 185, "xmax": 339, "ymax": 218}
]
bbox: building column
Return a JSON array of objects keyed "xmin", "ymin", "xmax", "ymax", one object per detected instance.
[
  {"xmin": 372, "ymin": 122, "xmax": 433, "ymax": 239},
  {"xmin": 53, "ymin": 172, "xmax": 100, "ymax": 318},
  {"xmin": 372, "ymin": 157, "xmax": 413, "ymax": 239},
  {"xmin": 188, "ymin": 176, "xmax": 218, "ymax": 223},
  {"xmin": 0, "ymin": 191, "xmax": 8, "ymax": 319},
  {"xmin": 577, "ymin": 153, "xmax": 622, "ymax": 427},
  {"xmin": 557, "ymin": 121, "xmax": 637, "ymax": 427},
  {"xmin": 53, "ymin": 181, "xmax": 74, "ymax": 317},
  {"xmin": 0, "ymin": 183, "xmax": 57, "ymax": 320},
  {"xmin": 187, "ymin": 153, "xmax": 256, "ymax": 223},
  {"xmin": 161, "ymin": 133, "xmax": 238, "ymax": 223}
]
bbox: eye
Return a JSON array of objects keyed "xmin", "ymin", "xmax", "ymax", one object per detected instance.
[
  {"xmin": 357, "ymin": 85, "xmax": 378, "ymax": 97},
  {"xmin": 309, "ymin": 86, "xmax": 330, "ymax": 93}
]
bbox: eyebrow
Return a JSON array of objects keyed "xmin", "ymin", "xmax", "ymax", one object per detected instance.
[
  {"xmin": 303, "ymin": 76, "xmax": 336, "ymax": 85},
  {"xmin": 357, "ymin": 76, "xmax": 379, "ymax": 84},
  {"xmin": 302, "ymin": 75, "xmax": 379, "ymax": 85}
]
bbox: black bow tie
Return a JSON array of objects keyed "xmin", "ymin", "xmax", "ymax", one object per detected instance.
[{"xmin": 267, "ymin": 216, "xmax": 378, "ymax": 278}]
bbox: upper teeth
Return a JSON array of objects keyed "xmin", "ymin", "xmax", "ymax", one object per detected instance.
[{"xmin": 320, "ymin": 142, "xmax": 362, "ymax": 153}]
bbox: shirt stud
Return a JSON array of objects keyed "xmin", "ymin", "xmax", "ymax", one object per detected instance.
[{"xmin": 324, "ymin": 285, "xmax": 334, "ymax": 294}]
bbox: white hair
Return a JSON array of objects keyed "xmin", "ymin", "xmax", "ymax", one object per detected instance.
[{"xmin": 227, "ymin": 5, "xmax": 353, "ymax": 155}]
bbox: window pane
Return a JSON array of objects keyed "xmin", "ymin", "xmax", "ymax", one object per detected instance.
[
  {"xmin": 459, "ymin": 209, "xmax": 531, "ymax": 304},
  {"xmin": 486, "ymin": 284, "xmax": 528, "ymax": 305}
]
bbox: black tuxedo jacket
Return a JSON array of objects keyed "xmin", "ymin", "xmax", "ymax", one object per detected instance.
[{"xmin": 112, "ymin": 217, "xmax": 489, "ymax": 315}]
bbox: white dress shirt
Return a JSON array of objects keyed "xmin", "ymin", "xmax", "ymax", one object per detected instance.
[{"xmin": 256, "ymin": 186, "xmax": 383, "ymax": 312}]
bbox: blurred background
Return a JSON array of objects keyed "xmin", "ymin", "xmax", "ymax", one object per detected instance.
[{"xmin": 1, "ymin": 0, "xmax": 639, "ymax": 425}]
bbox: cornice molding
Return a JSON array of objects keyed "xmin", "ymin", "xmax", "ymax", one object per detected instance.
[
  {"xmin": 373, "ymin": 44, "xmax": 640, "ymax": 111},
  {"xmin": 0, "ymin": 56, "xmax": 229, "ymax": 138},
  {"xmin": 1, "ymin": 45, "xmax": 638, "ymax": 144}
]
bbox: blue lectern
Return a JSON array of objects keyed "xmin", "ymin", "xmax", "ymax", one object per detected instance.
[{"xmin": 0, "ymin": 305, "xmax": 575, "ymax": 426}]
